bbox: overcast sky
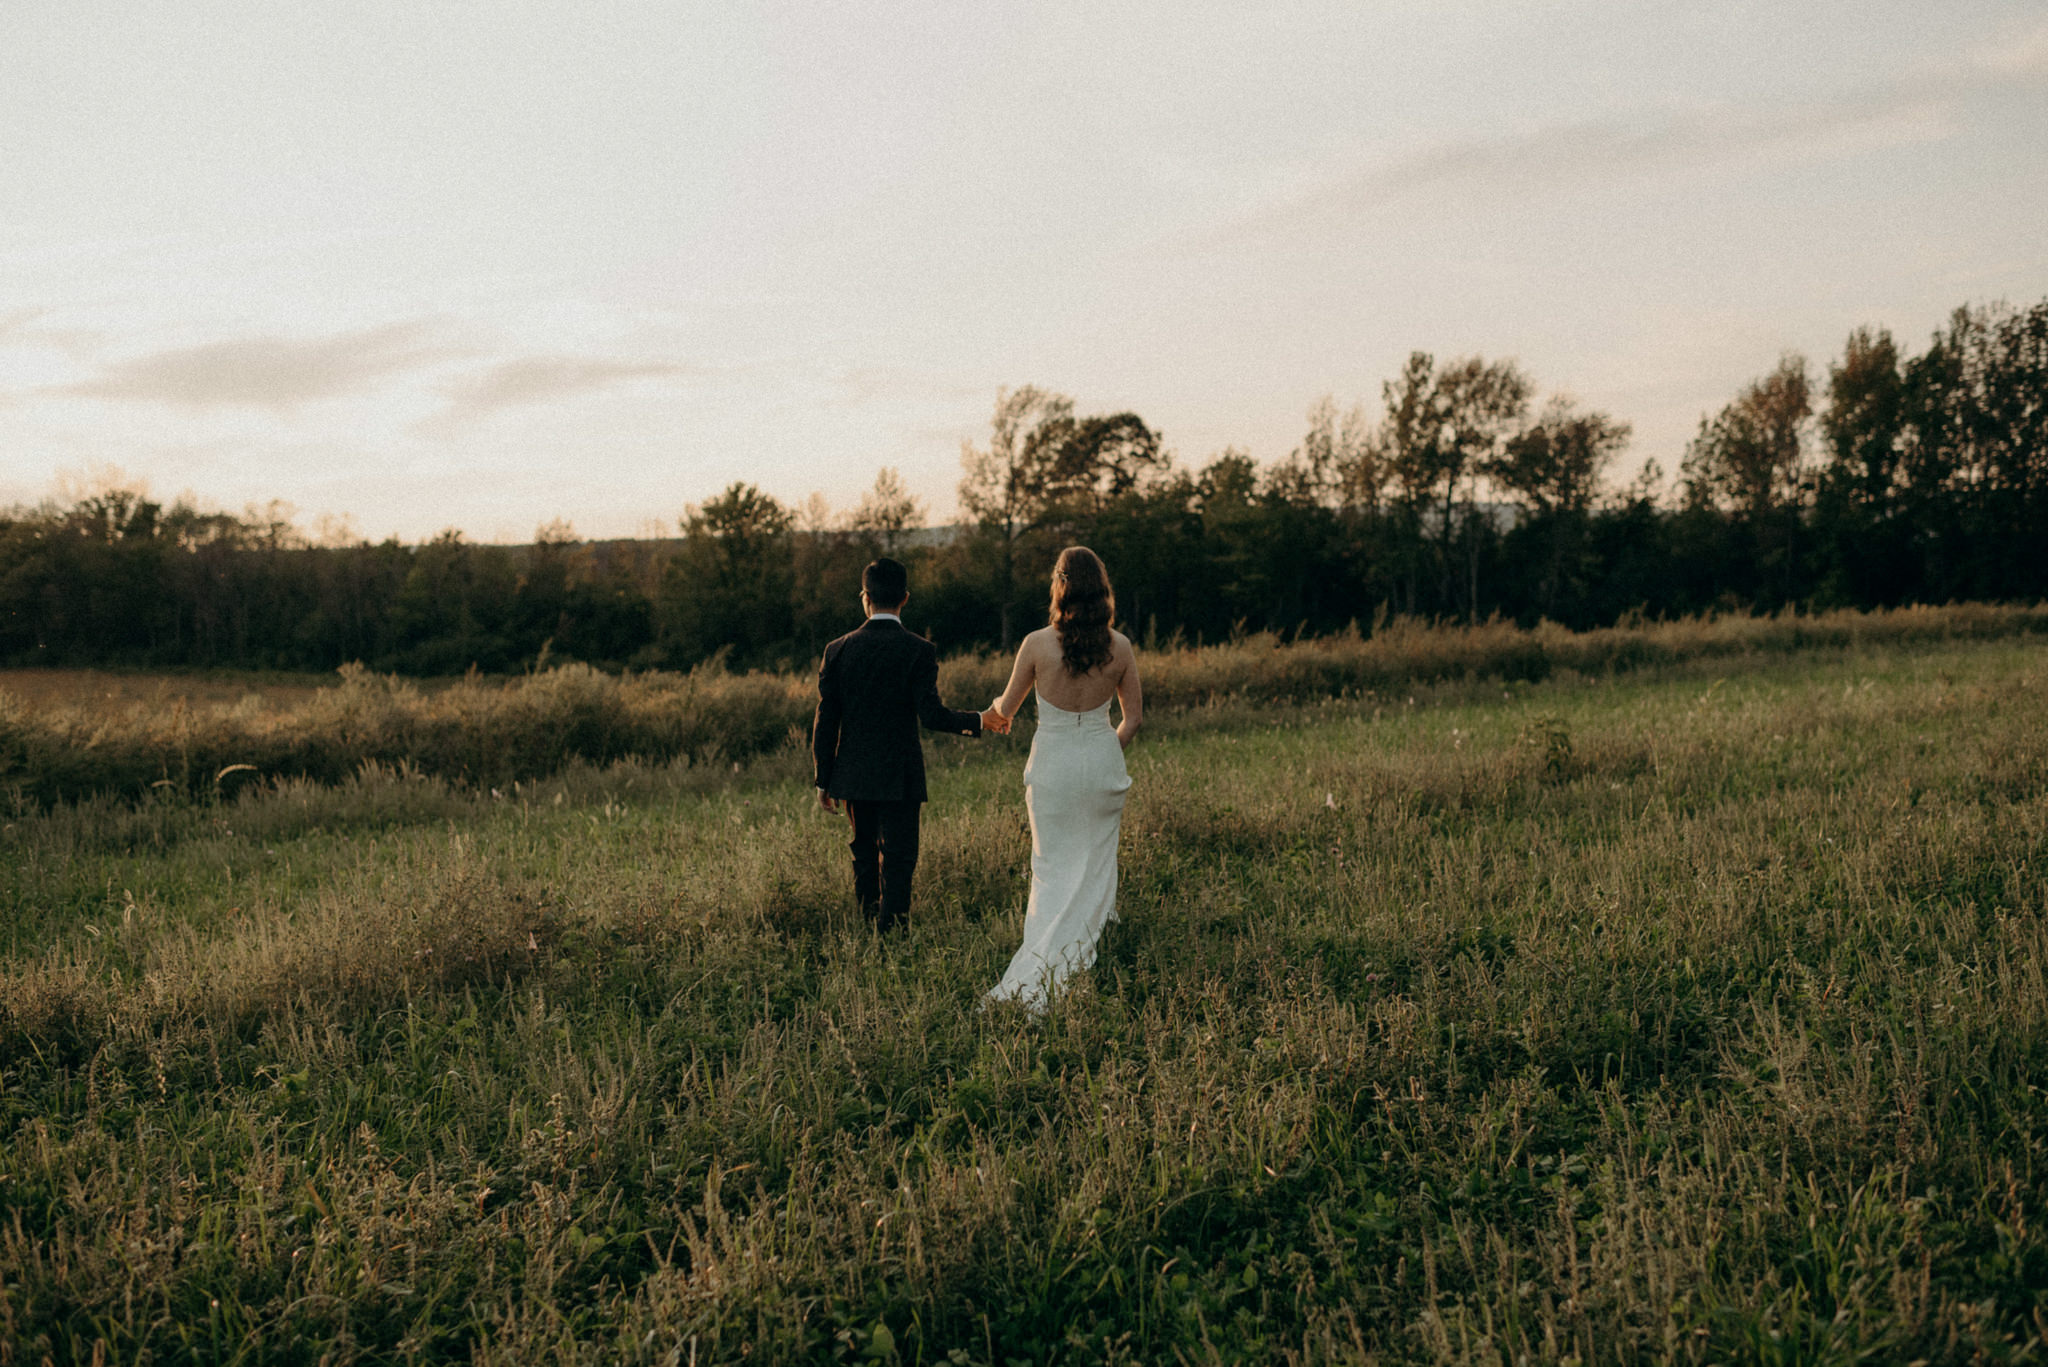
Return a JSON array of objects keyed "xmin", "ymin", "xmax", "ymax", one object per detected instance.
[{"xmin": 3, "ymin": 1, "xmax": 2045, "ymax": 542}]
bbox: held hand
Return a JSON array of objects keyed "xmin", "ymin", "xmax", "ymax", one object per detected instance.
[
  {"xmin": 980, "ymin": 707, "xmax": 1011, "ymax": 735},
  {"xmin": 818, "ymin": 789, "xmax": 841, "ymax": 815}
]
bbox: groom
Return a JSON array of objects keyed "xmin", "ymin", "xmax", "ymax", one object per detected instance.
[{"xmin": 812, "ymin": 558, "xmax": 1009, "ymax": 932}]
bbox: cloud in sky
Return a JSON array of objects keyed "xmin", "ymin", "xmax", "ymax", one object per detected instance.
[
  {"xmin": 0, "ymin": 306, "xmax": 102, "ymax": 362},
  {"xmin": 1976, "ymin": 16, "xmax": 2048, "ymax": 75},
  {"xmin": 1376, "ymin": 100, "xmax": 1945, "ymax": 198},
  {"xmin": 58, "ymin": 320, "xmax": 454, "ymax": 410},
  {"xmin": 435, "ymin": 355, "xmax": 690, "ymax": 417},
  {"xmin": 1205, "ymin": 49, "xmax": 2045, "ymax": 249}
]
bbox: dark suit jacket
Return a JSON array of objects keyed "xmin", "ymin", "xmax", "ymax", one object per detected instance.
[{"xmin": 812, "ymin": 616, "xmax": 982, "ymax": 803}]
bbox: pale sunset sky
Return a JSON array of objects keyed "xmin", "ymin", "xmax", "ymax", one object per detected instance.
[{"xmin": 3, "ymin": 1, "xmax": 2045, "ymax": 542}]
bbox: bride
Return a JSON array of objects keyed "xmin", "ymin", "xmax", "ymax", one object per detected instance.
[{"xmin": 984, "ymin": 546, "xmax": 1143, "ymax": 1010}]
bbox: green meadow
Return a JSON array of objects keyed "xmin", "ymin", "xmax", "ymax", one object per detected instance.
[{"xmin": 3, "ymin": 627, "xmax": 2045, "ymax": 1363}]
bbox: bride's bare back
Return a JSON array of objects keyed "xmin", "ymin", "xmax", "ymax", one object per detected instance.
[{"xmin": 993, "ymin": 626, "xmax": 1144, "ymax": 748}]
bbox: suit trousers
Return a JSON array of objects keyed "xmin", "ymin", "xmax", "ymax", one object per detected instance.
[{"xmin": 846, "ymin": 798, "xmax": 921, "ymax": 932}]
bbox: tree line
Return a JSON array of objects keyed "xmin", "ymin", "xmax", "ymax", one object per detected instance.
[{"xmin": 2, "ymin": 297, "xmax": 2041, "ymax": 677}]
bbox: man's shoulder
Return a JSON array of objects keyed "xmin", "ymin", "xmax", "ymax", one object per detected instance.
[
  {"xmin": 821, "ymin": 628, "xmax": 868, "ymax": 671},
  {"xmin": 864, "ymin": 618, "xmax": 933, "ymax": 651},
  {"xmin": 824, "ymin": 621, "xmax": 929, "ymax": 664}
]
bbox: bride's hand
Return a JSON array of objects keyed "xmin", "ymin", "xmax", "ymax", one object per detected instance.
[{"xmin": 980, "ymin": 707, "xmax": 1010, "ymax": 735}]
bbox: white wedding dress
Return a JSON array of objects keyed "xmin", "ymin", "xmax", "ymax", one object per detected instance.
[{"xmin": 987, "ymin": 692, "xmax": 1132, "ymax": 1010}]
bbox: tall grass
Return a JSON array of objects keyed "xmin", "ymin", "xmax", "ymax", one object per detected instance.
[
  {"xmin": 1, "ymin": 634, "xmax": 2044, "ymax": 1362},
  {"xmin": 0, "ymin": 661, "xmax": 813, "ymax": 808},
  {"xmin": 5, "ymin": 602, "xmax": 2045, "ymax": 807}
]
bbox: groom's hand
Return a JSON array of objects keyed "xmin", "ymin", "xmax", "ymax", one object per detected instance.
[
  {"xmin": 980, "ymin": 707, "xmax": 1010, "ymax": 735},
  {"xmin": 818, "ymin": 788, "xmax": 840, "ymax": 814}
]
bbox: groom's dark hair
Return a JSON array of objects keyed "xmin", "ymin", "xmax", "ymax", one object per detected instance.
[{"xmin": 862, "ymin": 558, "xmax": 908, "ymax": 609}]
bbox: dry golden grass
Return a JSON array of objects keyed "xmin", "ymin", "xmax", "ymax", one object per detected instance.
[
  {"xmin": 4, "ymin": 603, "xmax": 2044, "ymax": 809},
  {"xmin": 0, "ymin": 667, "xmax": 331, "ymax": 711}
]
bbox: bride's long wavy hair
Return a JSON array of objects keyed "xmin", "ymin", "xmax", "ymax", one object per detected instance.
[{"xmin": 1049, "ymin": 546, "xmax": 1116, "ymax": 676}]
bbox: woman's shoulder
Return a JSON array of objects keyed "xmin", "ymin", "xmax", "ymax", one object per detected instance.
[{"xmin": 1110, "ymin": 628, "xmax": 1135, "ymax": 656}]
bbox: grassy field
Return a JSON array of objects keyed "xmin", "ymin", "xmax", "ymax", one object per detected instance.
[
  {"xmin": 8, "ymin": 604, "xmax": 2045, "ymax": 808},
  {"xmin": 2, "ymin": 634, "xmax": 2045, "ymax": 1363}
]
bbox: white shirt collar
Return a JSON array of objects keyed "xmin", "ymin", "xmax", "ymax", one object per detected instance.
[{"xmin": 867, "ymin": 612, "xmax": 901, "ymax": 623}]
